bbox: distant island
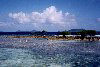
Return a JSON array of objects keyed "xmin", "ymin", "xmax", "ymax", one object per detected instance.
[{"xmin": 0, "ymin": 29, "xmax": 100, "ymax": 41}]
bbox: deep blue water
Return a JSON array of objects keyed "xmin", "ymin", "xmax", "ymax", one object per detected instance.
[{"xmin": 0, "ymin": 38, "xmax": 100, "ymax": 67}]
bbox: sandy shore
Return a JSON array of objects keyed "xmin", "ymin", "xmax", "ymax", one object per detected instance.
[
  {"xmin": 8, "ymin": 35, "xmax": 76, "ymax": 40},
  {"xmin": 7, "ymin": 35, "xmax": 100, "ymax": 41}
]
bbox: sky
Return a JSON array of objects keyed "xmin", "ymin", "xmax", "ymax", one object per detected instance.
[{"xmin": 0, "ymin": 0, "xmax": 100, "ymax": 32}]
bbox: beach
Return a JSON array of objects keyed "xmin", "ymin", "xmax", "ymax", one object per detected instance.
[{"xmin": 7, "ymin": 35, "xmax": 100, "ymax": 41}]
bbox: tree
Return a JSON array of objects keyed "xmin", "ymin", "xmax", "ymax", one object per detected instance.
[
  {"xmin": 86, "ymin": 30, "xmax": 96, "ymax": 36},
  {"xmin": 41, "ymin": 30, "xmax": 47, "ymax": 35},
  {"xmin": 78, "ymin": 30, "xmax": 96, "ymax": 40},
  {"xmin": 78, "ymin": 30, "xmax": 87, "ymax": 40},
  {"xmin": 61, "ymin": 30, "xmax": 70, "ymax": 38},
  {"xmin": 86, "ymin": 30, "xmax": 96, "ymax": 41},
  {"xmin": 42, "ymin": 30, "xmax": 47, "ymax": 33}
]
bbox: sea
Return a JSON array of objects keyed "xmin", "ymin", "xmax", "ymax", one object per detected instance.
[{"xmin": 0, "ymin": 36, "xmax": 100, "ymax": 67}]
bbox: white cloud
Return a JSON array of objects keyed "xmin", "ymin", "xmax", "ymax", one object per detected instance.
[
  {"xmin": 9, "ymin": 6, "xmax": 78, "ymax": 31},
  {"xmin": 9, "ymin": 12, "xmax": 30, "ymax": 23}
]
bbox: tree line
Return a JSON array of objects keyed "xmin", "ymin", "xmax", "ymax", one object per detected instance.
[{"xmin": 61, "ymin": 30, "xmax": 96, "ymax": 40}]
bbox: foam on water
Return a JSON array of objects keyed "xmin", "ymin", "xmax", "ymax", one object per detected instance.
[{"xmin": 0, "ymin": 38, "xmax": 100, "ymax": 67}]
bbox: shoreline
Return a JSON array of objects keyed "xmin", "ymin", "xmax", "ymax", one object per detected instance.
[{"xmin": 6, "ymin": 35, "xmax": 100, "ymax": 41}]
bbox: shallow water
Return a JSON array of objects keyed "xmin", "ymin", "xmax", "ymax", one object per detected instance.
[{"xmin": 0, "ymin": 38, "xmax": 100, "ymax": 67}]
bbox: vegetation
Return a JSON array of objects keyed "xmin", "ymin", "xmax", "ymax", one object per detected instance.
[
  {"xmin": 61, "ymin": 30, "xmax": 70, "ymax": 38},
  {"xmin": 42, "ymin": 30, "xmax": 47, "ymax": 33},
  {"xmin": 78, "ymin": 30, "xmax": 96, "ymax": 40},
  {"xmin": 86, "ymin": 30, "xmax": 96, "ymax": 36},
  {"xmin": 41, "ymin": 30, "xmax": 47, "ymax": 35}
]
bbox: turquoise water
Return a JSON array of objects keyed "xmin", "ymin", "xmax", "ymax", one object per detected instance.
[{"xmin": 0, "ymin": 38, "xmax": 100, "ymax": 67}]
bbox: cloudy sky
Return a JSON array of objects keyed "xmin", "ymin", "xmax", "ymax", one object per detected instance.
[{"xmin": 0, "ymin": 0, "xmax": 100, "ymax": 32}]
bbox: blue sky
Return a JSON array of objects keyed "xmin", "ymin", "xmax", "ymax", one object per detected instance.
[{"xmin": 0, "ymin": 0, "xmax": 100, "ymax": 32}]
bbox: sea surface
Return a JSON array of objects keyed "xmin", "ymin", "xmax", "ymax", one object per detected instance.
[{"xmin": 0, "ymin": 37, "xmax": 100, "ymax": 67}]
